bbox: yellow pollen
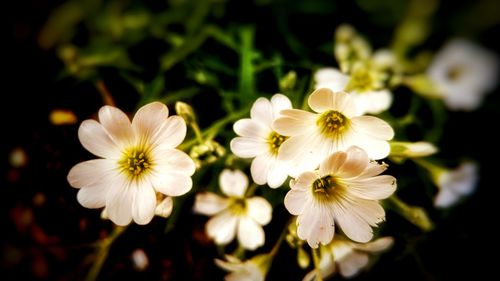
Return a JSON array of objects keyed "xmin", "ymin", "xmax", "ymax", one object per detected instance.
[
  {"xmin": 312, "ymin": 175, "xmax": 337, "ymax": 198},
  {"xmin": 267, "ymin": 131, "xmax": 288, "ymax": 155},
  {"xmin": 120, "ymin": 149, "xmax": 151, "ymax": 177},
  {"xmin": 229, "ymin": 198, "xmax": 247, "ymax": 215},
  {"xmin": 316, "ymin": 110, "xmax": 349, "ymax": 138}
]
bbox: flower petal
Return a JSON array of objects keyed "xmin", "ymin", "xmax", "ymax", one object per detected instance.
[
  {"xmin": 266, "ymin": 161, "xmax": 289, "ymax": 188},
  {"xmin": 238, "ymin": 217, "xmax": 265, "ymax": 250},
  {"xmin": 155, "ymin": 197, "xmax": 173, "ymax": 218},
  {"xmin": 284, "ymin": 189, "xmax": 310, "ymax": 215},
  {"xmin": 250, "ymin": 154, "xmax": 272, "ymax": 185},
  {"xmin": 345, "ymin": 175, "xmax": 396, "ymax": 200},
  {"xmin": 247, "ymin": 197, "xmax": 272, "ymax": 225},
  {"xmin": 231, "ymin": 137, "xmax": 269, "ymax": 158},
  {"xmin": 98, "ymin": 105, "xmax": 134, "ymax": 146},
  {"xmin": 78, "ymin": 120, "xmax": 121, "ymax": 159},
  {"xmin": 352, "ymin": 90, "xmax": 392, "ymax": 115},
  {"xmin": 233, "ymin": 119, "xmax": 269, "ymax": 138},
  {"xmin": 319, "ymin": 151, "xmax": 347, "ymax": 176},
  {"xmin": 194, "ymin": 192, "xmax": 229, "ymax": 215},
  {"xmin": 220, "ymin": 169, "xmax": 248, "ymax": 197},
  {"xmin": 337, "ymin": 251, "xmax": 369, "ymax": 278},
  {"xmin": 152, "ymin": 116, "xmax": 187, "ymax": 149},
  {"xmin": 206, "ymin": 210, "xmax": 238, "ymax": 245},
  {"xmin": 336, "ymin": 146, "xmax": 370, "ymax": 178},
  {"xmin": 297, "ymin": 202, "xmax": 335, "ymax": 248},
  {"xmin": 77, "ymin": 184, "xmax": 110, "ymax": 209},
  {"xmin": 67, "ymin": 159, "xmax": 116, "ymax": 188},
  {"xmin": 332, "ymin": 199, "xmax": 384, "ymax": 243},
  {"xmin": 353, "ymin": 237, "xmax": 394, "ymax": 252},
  {"xmin": 152, "ymin": 148, "xmax": 196, "ymax": 176},
  {"xmin": 308, "ymin": 89, "xmax": 357, "ymax": 117},
  {"xmin": 314, "ymin": 68, "xmax": 349, "ymax": 92},
  {"xmin": 132, "ymin": 101, "xmax": 169, "ymax": 142},
  {"xmin": 292, "ymin": 171, "xmax": 317, "ymax": 191},
  {"xmin": 271, "ymin": 94, "xmax": 292, "ymax": 117},
  {"xmin": 106, "ymin": 176, "xmax": 135, "ymax": 226},
  {"xmin": 152, "ymin": 171, "xmax": 193, "ymax": 196},
  {"xmin": 350, "ymin": 116, "xmax": 394, "ymax": 140},
  {"xmin": 250, "ymin": 97, "xmax": 273, "ymax": 126},
  {"xmin": 272, "ymin": 109, "xmax": 316, "ymax": 136},
  {"xmin": 350, "ymin": 134, "xmax": 391, "ymax": 160},
  {"xmin": 434, "ymin": 187, "xmax": 460, "ymax": 208},
  {"xmin": 132, "ymin": 181, "xmax": 156, "ymax": 225}
]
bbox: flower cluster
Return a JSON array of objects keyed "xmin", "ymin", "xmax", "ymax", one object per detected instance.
[{"xmin": 66, "ymin": 22, "xmax": 495, "ymax": 281}]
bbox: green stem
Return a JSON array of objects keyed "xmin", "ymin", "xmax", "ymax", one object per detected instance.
[
  {"xmin": 311, "ymin": 247, "xmax": 323, "ymax": 281},
  {"xmin": 85, "ymin": 226, "xmax": 126, "ymax": 281},
  {"xmin": 191, "ymin": 122, "xmax": 204, "ymax": 144}
]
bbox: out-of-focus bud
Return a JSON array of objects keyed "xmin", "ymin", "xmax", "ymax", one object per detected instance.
[
  {"xmin": 297, "ymin": 246, "xmax": 310, "ymax": 269},
  {"xmin": 390, "ymin": 141, "xmax": 438, "ymax": 159},
  {"xmin": 10, "ymin": 147, "xmax": 28, "ymax": 168},
  {"xmin": 175, "ymin": 101, "xmax": 196, "ymax": 125},
  {"xmin": 49, "ymin": 109, "xmax": 77, "ymax": 125},
  {"xmin": 190, "ymin": 140, "xmax": 226, "ymax": 169},
  {"xmin": 100, "ymin": 208, "xmax": 109, "ymax": 220},
  {"xmin": 402, "ymin": 74, "xmax": 442, "ymax": 98},
  {"xmin": 279, "ymin": 71, "xmax": 297, "ymax": 92},
  {"xmin": 131, "ymin": 248, "xmax": 149, "ymax": 271},
  {"xmin": 155, "ymin": 196, "xmax": 173, "ymax": 218},
  {"xmin": 335, "ymin": 24, "xmax": 355, "ymax": 43}
]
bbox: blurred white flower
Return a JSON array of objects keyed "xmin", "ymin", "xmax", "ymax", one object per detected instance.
[
  {"xmin": 67, "ymin": 102, "xmax": 195, "ymax": 226},
  {"xmin": 303, "ymin": 237, "xmax": 394, "ymax": 280},
  {"xmin": 230, "ymin": 94, "xmax": 293, "ymax": 188},
  {"xmin": 428, "ymin": 38, "xmax": 498, "ymax": 111},
  {"xmin": 215, "ymin": 254, "xmax": 272, "ymax": 281},
  {"xmin": 434, "ymin": 162, "xmax": 478, "ymax": 208},
  {"xmin": 155, "ymin": 196, "xmax": 173, "ymax": 218},
  {"xmin": 131, "ymin": 248, "xmax": 149, "ymax": 271},
  {"xmin": 273, "ymin": 89, "xmax": 394, "ymax": 175},
  {"xmin": 284, "ymin": 146, "xmax": 396, "ymax": 247},
  {"xmin": 194, "ymin": 169, "xmax": 272, "ymax": 250},
  {"xmin": 315, "ymin": 67, "xmax": 392, "ymax": 115}
]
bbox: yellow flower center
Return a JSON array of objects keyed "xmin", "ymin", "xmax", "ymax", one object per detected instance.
[
  {"xmin": 312, "ymin": 175, "xmax": 338, "ymax": 198},
  {"xmin": 119, "ymin": 149, "xmax": 151, "ymax": 178},
  {"xmin": 446, "ymin": 65, "xmax": 463, "ymax": 81},
  {"xmin": 316, "ymin": 110, "xmax": 349, "ymax": 138},
  {"xmin": 345, "ymin": 68, "xmax": 375, "ymax": 93},
  {"xmin": 267, "ymin": 131, "xmax": 288, "ymax": 156},
  {"xmin": 229, "ymin": 198, "xmax": 247, "ymax": 216}
]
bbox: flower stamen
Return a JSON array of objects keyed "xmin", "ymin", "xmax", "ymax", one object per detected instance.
[
  {"xmin": 267, "ymin": 131, "xmax": 288, "ymax": 155},
  {"xmin": 120, "ymin": 149, "xmax": 151, "ymax": 177},
  {"xmin": 317, "ymin": 110, "xmax": 349, "ymax": 139}
]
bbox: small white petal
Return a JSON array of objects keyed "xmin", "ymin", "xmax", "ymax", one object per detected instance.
[
  {"xmin": 270, "ymin": 94, "xmax": 292, "ymax": 117},
  {"xmin": 131, "ymin": 102, "xmax": 169, "ymax": 140},
  {"xmin": 345, "ymin": 175, "xmax": 397, "ymax": 200},
  {"xmin": 193, "ymin": 192, "xmax": 229, "ymax": 215},
  {"xmin": 250, "ymin": 154, "xmax": 273, "ymax": 185},
  {"xmin": 266, "ymin": 161, "xmax": 289, "ymax": 188},
  {"xmin": 352, "ymin": 90, "xmax": 392, "ymax": 115},
  {"xmin": 284, "ymin": 189, "xmax": 310, "ymax": 215},
  {"xmin": 77, "ymin": 184, "xmax": 110, "ymax": 209},
  {"xmin": 308, "ymin": 89, "xmax": 358, "ymax": 117},
  {"xmin": 350, "ymin": 116, "xmax": 394, "ymax": 140},
  {"xmin": 246, "ymin": 197, "xmax": 272, "ymax": 225},
  {"xmin": 106, "ymin": 177, "xmax": 135, "ymax": 226},
  {"xmin": 132, "ymin": 181, "xmax": 156, "ymax": 225},
  {"xmin": 238, "ymin": 217, "xmax": 265, "ymax": 250},
  {"xmin": 319, "ymin": 151, "xmax": 347, "ymax": 176},
  {"xmin": 353, "ymin": 236, "xmax": 394, "ymax": 252},
  {"xmin": 78, "ymin": 120, "xmax": 121, "ymax": 159},
  {"xmin": 272, "ymin": 109, "xmax": 316, "ymax": 136},
  {"xmin": 350, "ymin": 135, "xmax": 391, "ymax": 160},
  {"xmin": 333, "ymin": 199, "xmax": 384, "ymax": 243},
  {"xmin": 337, "ymin": 251, "xmax": 369, "ymax": 278},
  {"xmin": 67, "ymin": 159, "xmax": 116, "ymax": 188},
  {"xmin": 98, "ymin": 105, "xmax": 134, "ymax": 146},
  {"xmin": 434, "ymin": 187, "xmax": 460, "ymax": 208},
  {"xmin": 231, "ymin": 137, "xmax": 268, "ymax": 158},
  {"xmin": 152, "ymin": 171, "xmax": 193, "ymax": 197},
  {"xmin": 297, "ymin": 202, "xmax": 335, "ymax": 248},
  {"xmin": 152, "ymin": 116, "xmax": 187, "ymax": 149},
  {"xmin": 152, "ymin": 148, "xmax": 196, "ymax": 176},
  {"xmin": 314, "ymin": 68, "xmax": 349, "ymax": 92},
  {"xmin": 155, "ymin": 197, "xmax": 173, "ymax": 218},
  {"xmin": 250, "ymin": 97, "xmax": 274, "ymax": 126},
  {"xmin": 233, "ymin": 119, "xmax": 269, "ymax": 138},
  {"xmin": 220, "ymin": 169, "xmax": 248, "ymax": 197},
  {"xmin": 206, "ymin": 210, "xmax": 238, "ymax": 245}
]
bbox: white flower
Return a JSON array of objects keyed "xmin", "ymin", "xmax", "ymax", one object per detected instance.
[
  {"xmin": 194, "ymin": 169, "xmax": 272, "ymax": 250},
  {"xmin": 428, "ymin": 38, "xmax": 498, "ymax": 111},
  {"xmin": 215, "ymin": 254, "xmax": 272, "ymax": 281},
  {"xmin": 314, "ymin": 57, "xmax": 393, "ymax": 115},
  {"xmin": 303, "ymin": 237, "xmax": 393, "ymax": 280},
  {"xmin": 67, "ymin": 102, "xmax": 195, "ymax": 226},
  {"xmin": 230, "ymin": 94, "xmax": 293, "ymax": 188},
  {"xmin": 273, "ymin": 89, "xmax": 394, "ymax": 175},
  {"xmin": 284, "ymin": 146, "xmax": 396, "ymax": 247},
  {"xmin": 434, "ymin": 162, "xmax": 478, "ymax": 208}
]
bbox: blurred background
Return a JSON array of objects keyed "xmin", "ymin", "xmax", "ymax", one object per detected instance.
[{"xmin": 4, "ymin": 0, "xmax": 500, "ymax": 280}]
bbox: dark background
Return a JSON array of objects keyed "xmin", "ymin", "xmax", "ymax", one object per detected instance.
[{"xmin": 4, "ymin": 0, "xmax": 500, "ymax": 280}]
